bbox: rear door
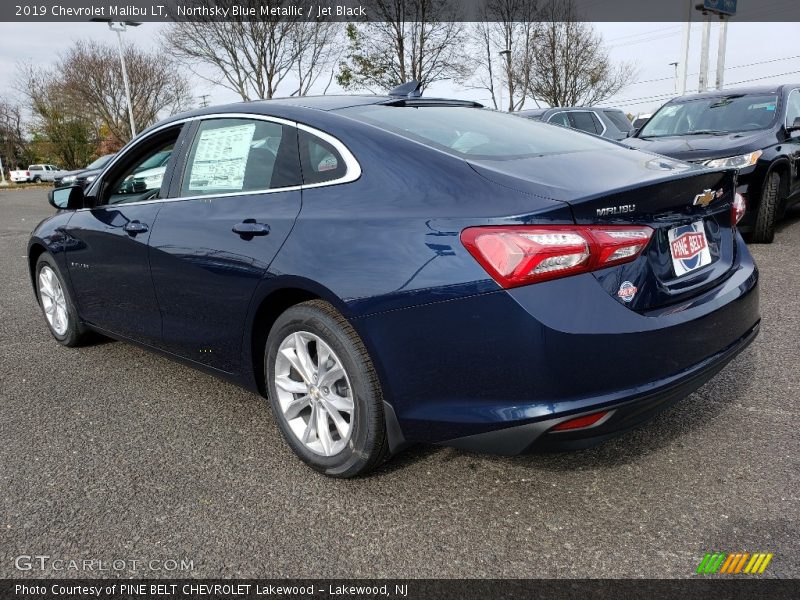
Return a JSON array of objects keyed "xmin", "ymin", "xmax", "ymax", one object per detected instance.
[
  {"xmin": 148, "ymin": 116, "xmax": 303, "ymax": 372},
  {"xmin": 784, "ymin": 88, "xmax": 800, "ymax": 198}
]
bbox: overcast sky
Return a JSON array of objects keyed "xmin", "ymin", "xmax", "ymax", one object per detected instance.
[{"xmin": 1, "ymin": 20, "xmax": 798, "ymax": 117}]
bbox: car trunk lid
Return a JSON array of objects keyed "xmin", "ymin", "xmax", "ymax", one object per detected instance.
[{"xmin": 468, "ymin": 148, "xmax": 739, "ymax": 312}]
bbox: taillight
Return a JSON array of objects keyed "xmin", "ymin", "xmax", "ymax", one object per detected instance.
[
  {"xmin": 732, "ymin": 192, "xmax": 746, "ymax": 226},
  {"xmin": 460, "ymin": 225, "xmax": 653, "ymax": 288}
]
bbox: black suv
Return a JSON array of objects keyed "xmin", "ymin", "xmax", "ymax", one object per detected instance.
[{"xmin": 626, "ymin": 85, "xmax": 800, "ymax": 243}]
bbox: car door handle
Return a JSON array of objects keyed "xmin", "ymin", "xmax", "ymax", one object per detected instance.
[
  {"xmin": 232, "ymin": 220, "xmax": 270, "ymax": 237},
  {"xmin": 123, "ymin": 220, "xmax": 148, "ymax": 235}
]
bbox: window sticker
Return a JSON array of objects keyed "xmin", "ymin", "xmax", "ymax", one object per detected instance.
[
  {"xmin": 188, "ymin": 124, "xmax": 257, "ymax": 192},
  {"xmin": 749, "ymin": 102, "xmax": 776, "ymax": 111}
]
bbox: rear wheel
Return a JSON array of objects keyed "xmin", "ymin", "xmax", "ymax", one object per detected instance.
[
  {"xmin": 35, "ymin": 254, "xmax": 90, "ymax": 347},
  {"xmin": 265, "ymin": 300, "xmax": 389, "ymax": 477},
  {"xmin": 752, "ymin": 171, "xmax": 783, "ymax": 243},
  {"xmin": 32, "ymin": 175, "xmax": 41, "ymax": 183}
]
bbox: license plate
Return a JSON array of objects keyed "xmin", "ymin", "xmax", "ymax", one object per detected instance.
[{"xmin": 668, "ymin": 221, "xmax": 712, "ymax": 277}]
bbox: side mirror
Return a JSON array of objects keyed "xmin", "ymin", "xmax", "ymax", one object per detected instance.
[
  {"xmin": 48, "ymin": 185, "xmax": 85, "ymax": 210},
  {"xmin": 787, "ymin": 116, "xmax": 800, "ymax": 133}
]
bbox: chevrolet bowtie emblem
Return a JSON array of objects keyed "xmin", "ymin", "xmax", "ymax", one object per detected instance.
[{"xmin": 693, "ymin": 189, "xmax": 716, "ymax": 207}]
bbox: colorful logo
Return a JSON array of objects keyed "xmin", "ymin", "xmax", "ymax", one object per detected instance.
[
  {"xmin": 670, "ymin": 224, "xmax": 709, "ymax": 273},
  {"xmin": 696, "ymin": 552, "xmax": 774, "ymax": 575},
  {"xmin": 617, "ymin": 281, "xmax": 638, "ymax": 303}
]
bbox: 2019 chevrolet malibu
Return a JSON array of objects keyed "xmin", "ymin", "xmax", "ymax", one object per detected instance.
[{"xmin": 29, "ymin": 85, "xmax": 760, "ymax": 477}]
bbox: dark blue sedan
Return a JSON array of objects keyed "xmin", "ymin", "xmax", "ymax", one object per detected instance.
[{"xmin": 29, "ymin": 87, "xmax": 760, "ymax": 477}]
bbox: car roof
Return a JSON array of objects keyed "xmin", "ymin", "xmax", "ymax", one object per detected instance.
[
  {"xmin": 671, "ymin": 84, "xmax": 800, "ymax": 102},
  {"xmin": 143, "ymin": 94, "xmax": 486, "ymax": 137}
]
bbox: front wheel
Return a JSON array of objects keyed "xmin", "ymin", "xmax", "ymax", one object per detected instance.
[
  {"xmin": 265, "ymin": 300, "xmax": 389, "ymax": 478},
  {"xmin": 35, "ymin": 254, "xmax": 90, "ymax": 347}
]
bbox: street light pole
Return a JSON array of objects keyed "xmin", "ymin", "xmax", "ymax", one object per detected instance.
[
  {"xmin": 669, "ymin": 62, "xmax": 679, "ymax": 93},
  {"xmin": 108, "ymin": 21, "xmax": 137, "ymax": 138}
]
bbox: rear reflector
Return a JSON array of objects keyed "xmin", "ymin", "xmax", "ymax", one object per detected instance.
[
  {"xmin": 551, "ymin": 411, "xmax": 609, "ymax": 431},
  {"xmin": 461, "ymin": 225, "xmax": 653, "ymax": 288},
  {"xmin": 732, "ymin": 192, "xmax": 746, "ymax": 226}
]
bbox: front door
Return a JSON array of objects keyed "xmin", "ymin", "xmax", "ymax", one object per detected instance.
[
  {"xmin": 148, "ymin": 117, "xmax": 303, "ymax": 372},
  {"xmin": 64, "ymin": 125, "xmax": 186, "ymax": 344}
]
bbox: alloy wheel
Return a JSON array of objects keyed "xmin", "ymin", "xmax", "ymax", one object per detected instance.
[
  {"xmin": 273, "ymin": 331, "xmax": 354, "ymax": 456},
  {"xmin": 38, "ymin": 266, "xmax": 68, "ymax": 336}
]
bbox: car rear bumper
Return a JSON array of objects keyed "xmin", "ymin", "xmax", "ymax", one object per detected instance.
[
  {"xmin": 356, "ymin": 235, "xmax": 759, "ymax": 454},
  {"xmin": 441, "ymin": 320, "xmax": 758, "ymax": 454}
]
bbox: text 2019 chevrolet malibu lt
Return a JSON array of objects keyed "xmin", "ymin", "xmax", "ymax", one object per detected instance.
[{"xmin": 29, "ymin": 86, "xmax": 759, "ymax": 477}]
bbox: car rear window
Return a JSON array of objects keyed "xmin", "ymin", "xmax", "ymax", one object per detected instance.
[
  {"xmin": 338, "ymin": 105, "xmax": 611, "ymax": 159},
  {"xmin": 603, "ymin": 110, "xmax": 633, "ymax": 133}
]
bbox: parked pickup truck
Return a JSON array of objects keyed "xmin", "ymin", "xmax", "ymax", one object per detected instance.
[{"xmin": 10, "ymin": 164, "xmax": 67, "ymax": 183}]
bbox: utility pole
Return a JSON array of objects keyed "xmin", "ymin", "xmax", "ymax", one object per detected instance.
[
  {"xmin": 698, "ymin": 14, "xmax": 711, "ymax": 92},
  {"xmin": 198, "ymin": 94, "xmax": 211, "ymax": 108},
  {"xmin": 715, "ymin": 17, "xmax": 728, "ymax": 90},
  {"xmin": 0, "ymin": 155, "xmax": 8, "ymax": 187},
  {"xmin": 677, "ymin": 0, "xmax": 692, "ymax": 95}
]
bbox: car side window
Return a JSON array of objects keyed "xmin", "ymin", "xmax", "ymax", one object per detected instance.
[
  {"xmin": 181, "ymin": 118, "xmax": 301, "ymax": 197},
  {"xmin": 548, "ymin": 113, "xmax": 571, "ymax": 127},
  {"xmin": 99, "ymin": 127, "xmax": 183, "ymax": 206},
  {"xmin": 786, "ymin": 90, "xmax": 800, "ymax": 127},
  {"xmin": 298, "ymin": 130, "xmax": 346, "ymax": 185},
  {"xmin": 569, "ymin": 112, "xmax": 602, "ymax": 135}
]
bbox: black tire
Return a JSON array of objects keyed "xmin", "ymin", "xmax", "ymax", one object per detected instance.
[
  {"xmin": 265, "ymin": 300, "xmax": 389, "ymax": 478},
  {"xmin": 32, "ymin": 176, "xmax": 41, "ymax": 183},
  {"xmin": 752, "ymin": 171, "xmax": 782, "ymax": 243},
  {"xmin": 35, "ymin": 254, "xmax": 91, "ymax": 347}
]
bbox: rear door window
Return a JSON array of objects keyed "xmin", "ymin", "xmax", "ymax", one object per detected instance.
[
  {"xmin": 181, "ymin": 118, "xmax": 301, "ymax": 197},
  {"xmin": 569, "ymin": 111, "xmax": 603, "ymax": 135},
  {"xmin": 548, "ymin": 112, "xmax": 571, "ymax": 127}
]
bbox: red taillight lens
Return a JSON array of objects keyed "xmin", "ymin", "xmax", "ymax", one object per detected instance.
[
  {"xmin": 732, "ymin": 192, "xmax": 746, "ymax": 226},
  {"xmin": 461, "ymin": 225, "xmax": 653, "ymax": 288},
  {"xmin": 551, "ymin": 410, "xmax": 610, "ymax": 431}
]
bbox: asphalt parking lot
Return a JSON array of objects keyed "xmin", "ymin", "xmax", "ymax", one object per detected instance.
[{"xmin": 1, "ymin": 187, "xmax": 798, "ymax": 579}]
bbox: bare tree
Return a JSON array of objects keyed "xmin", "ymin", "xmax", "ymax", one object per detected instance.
[
  {"xmin": 0, "ymin": 97, "xmax": 31, "ymax": 168},
  {"xmin": 336, "ymin": 0, "xmax": 470, "ymax": 93},
  {"xmin": 527, "ymin": 0, "xmax": 636, "ymax": 107},
  {"xmin": 18, "ymin": 68, "xmax": 98, "ymax": 169},
  {"xmin": 468, "ymin": 0, "xmax": 539, "ymax": 111},
  {"xmin": 58, "ymin": 40, "xmax": 191, "ymax": 144},
  {"xmin": 291, "ymin": 22, "xmax": 345, "ymax": 96},
  {"xmin": 164, "ymin": 1, "xmax": 344, "ymax": 100}
]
